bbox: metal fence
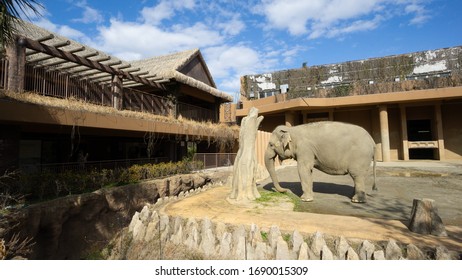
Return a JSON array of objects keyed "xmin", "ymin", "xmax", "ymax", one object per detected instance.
[{"xmin": 193, "ymin": 153, "xmax": 236, "ymax": 169}]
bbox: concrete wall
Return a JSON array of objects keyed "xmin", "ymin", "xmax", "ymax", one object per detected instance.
[{"xmin": 443, "ymin": 102, "xmax": 462, "ymax": 159}]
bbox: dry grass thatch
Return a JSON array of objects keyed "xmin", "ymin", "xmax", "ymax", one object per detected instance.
[{"xmin": 1, "ymin": 90, "xmax": 239, "ymax": 148}]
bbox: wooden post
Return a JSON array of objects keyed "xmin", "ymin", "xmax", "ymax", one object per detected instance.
[
  {"xmin": 408, "ymin": 198, "xmax": 447, "ymax": 237},
  {"xmin": 111, "ymin": 74, "xmax": 123, "ymax": 110},
  {"xmin": 5, "ymin": 37, "xmax": 26, "ymax": 93}
]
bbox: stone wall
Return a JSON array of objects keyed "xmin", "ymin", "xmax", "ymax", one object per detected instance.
[
  {"xmin": 105, "ymin": 186, "xmax": 458, "ymax": 260},
  {"xmin": 0, "ymin": 172, "xmax": 220, "ymax": 259}
]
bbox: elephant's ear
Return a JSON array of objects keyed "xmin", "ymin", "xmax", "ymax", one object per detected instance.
[{"xmin": 280, "ymin": 130, "xmax": 292, "ymax": 150}]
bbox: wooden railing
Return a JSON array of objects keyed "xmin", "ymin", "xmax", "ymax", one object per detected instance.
[
  {"xmin": 1, "ymin": 57, "xmax": 219, "ymax": 122},
  {"xmin": 178, "ymin": 102, "xmax": 216, "ymax": 122}
]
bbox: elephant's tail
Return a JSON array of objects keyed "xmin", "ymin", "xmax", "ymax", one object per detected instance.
[{"xmin": 372, "ymin": 152, "xmax": 378, "ymax": 191}]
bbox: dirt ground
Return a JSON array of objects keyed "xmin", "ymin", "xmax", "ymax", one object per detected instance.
[
  {"xmin": 259, "ymin": 161, "xmax": 462, "ymax": 226},
  {"xmin": 161, "ymin": 161, "xmax": 462, "ymax": 251}
]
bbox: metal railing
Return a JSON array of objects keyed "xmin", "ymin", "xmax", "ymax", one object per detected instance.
[{"xmin": 193, "ymin": 153, "xmax": 236, "ymax": 169}]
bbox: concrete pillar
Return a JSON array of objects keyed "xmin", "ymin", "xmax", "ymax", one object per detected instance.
[
  {"xmin": 328, "ymin": 109, "xmax": 334, "ymax": 121},
  {"xmin": 379, "ymin": 105, "xmax": 391, "ymax": 162},
  {"xmin": 399, "ymin": 105, "xmax": 409, "ymax": 161},
  {"xmin": 5, "ymin": 37, "xmax": 26, "ymax": 93},
  {"xmin": 285, "ymin": 111, "xmax": 296, "ymax": 127},
  {"xmin": 435, "ymin": 103, "xmax": 445, "ymax": 160}
]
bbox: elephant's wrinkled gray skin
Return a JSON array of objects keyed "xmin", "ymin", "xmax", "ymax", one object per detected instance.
[{"xmin": 264, "ymin": 121, "xmax": 377, "ymax": 203}]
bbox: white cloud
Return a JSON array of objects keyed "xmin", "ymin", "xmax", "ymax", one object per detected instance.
[
  {"xmin": 94, "ymin": 19, "xmax": 223, "ymax": 59},
  {"xmin": 33, "ymin": 18, "xmax": 91, "ymax": 43},
  {"xmin": 260, "ymin": 0, "xmax": 431, "ymax": 38},
  {"xmin": 217, "ymin": 14, "xmax": 246, "ymax": 36},
  {"xmin": 405, "ymin": 2, "xmax": 431, "ymax": 25},
  {"xmin": 72, "ymin": 1, "xmax": 104, "ymax": 24},
  {"xmin": 141, "ymin": 0, "xmax": 196, "ymax": 25}
]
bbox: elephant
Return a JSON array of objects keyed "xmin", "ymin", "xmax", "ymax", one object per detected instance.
[{"xmin": 264, "ymin": 121, "xmax": 377, "ymax": 203}]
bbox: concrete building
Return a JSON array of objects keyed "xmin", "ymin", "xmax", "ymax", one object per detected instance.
[
  {"xmin": 0, "ymin": 21, "xmax": 236, "ymax": 173},
  {"xmin": 231, "ymin": 46, "xmax": 462, "ymax": 161}
]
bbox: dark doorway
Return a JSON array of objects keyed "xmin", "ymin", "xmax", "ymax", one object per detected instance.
[{"xmin": 407, "ymin": 119, "xmax": 435, "ymax": 159}]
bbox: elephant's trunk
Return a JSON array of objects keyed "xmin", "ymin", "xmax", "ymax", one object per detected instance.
[{"xmin": 264, "ymin": 147, "xmax": 288, "ymax": 193}]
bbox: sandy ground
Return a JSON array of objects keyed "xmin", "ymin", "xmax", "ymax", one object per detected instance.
[{"xmin": 160, "ymin": 161, "xmax": 462, "ymax": 251}]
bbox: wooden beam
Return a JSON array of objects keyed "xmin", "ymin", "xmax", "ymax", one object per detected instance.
[{"xmin": 18, "ymin": 36, "xmax": 166, "ymax": 90}]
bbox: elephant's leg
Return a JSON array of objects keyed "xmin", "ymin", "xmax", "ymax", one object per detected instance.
[
  {"xmin": 350, "ymin": 173, "xmax": 367, "ymax": 203},
  {"xmin": 298, "ymin": 161, "xmax": 314, "ymax": 202}
]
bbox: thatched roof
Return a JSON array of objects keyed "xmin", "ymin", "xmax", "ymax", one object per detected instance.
[
  {"xmin": 12, "ymin": 21, "xmax": 233, "ymax": 102},
  {"xmin": 130, "ymin": 49, "xmax": 233, "ymax": 102}
]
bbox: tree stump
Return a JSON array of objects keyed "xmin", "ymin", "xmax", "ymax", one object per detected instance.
[
  {"xmin": 228, "ymin": 107, "xmax": 263, "ymax": 201},
  {"xmin": 408, "ymin": 198, "xmax": 447, "ymax": 237}
]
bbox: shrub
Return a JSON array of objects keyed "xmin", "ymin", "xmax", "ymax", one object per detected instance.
[{"xmin": 9, "ymin": 160, "xmax": 204, "ymax": 203}]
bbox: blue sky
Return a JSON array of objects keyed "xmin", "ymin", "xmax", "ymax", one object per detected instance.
[{"xmin": 26, "ymin": 0, "xmax": 462, "ymax": 100}]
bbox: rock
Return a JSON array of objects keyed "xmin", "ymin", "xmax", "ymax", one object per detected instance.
[
  {"xmin": 128, "ymin": 212, "xmax": 140, "ymax": 233},
  {"xmin": 335, "ymin": 236, "xmax": 350, "ymax": 260},
  {"xmin": 233, "ymin": 225, "xmax": 247, "ymax": 259},
  {"xmin": 169, "ymin": 223, "xmax": 183, "ymax": 245},
  {"xmin": 218, "ymin": 232, "xmax": 232, "ymax": 259},
  {"xmin": 132, "ymin": 218, "xmax": 146, "ymax": 242},
  {"xmin": 276, "ymin": 236, "xmax": 290, "ymax": 260},
  {"xmin": 159, "ymin": 215, "xmax": 170, "ymax": 242},
  {"xmin": 385, "ymin": 239, "xmax": 402, "ymax": 260},
  {"xmin": 373, "ymin": 250, "xmax": 386, "ymax": 260},
  {"xmin": 321, "ymin": 245, "xmax": 334, "ymax": 260},
  {"xmin": 249, "ymin": 224, "xmax": 262, "ymax": 246},
  {"xmin": 291, "ymin": 230, "xmax": 304, "ymax": 255},
  {"xmin": 435, "ymin": 246, "xmax": 452, "ymax": 260},
  {"xmin": 346, "ymin": 247, "xmax": 360, "ymax": 260},
  {"xmin": 139, "ymin": 205, "xmax": 151, "ymax": 224},
  {"xmin": 184, "ymin": 218, "xmax": 200, "ymax": 250},
  {"xmin": 298, "ymin": 242, "xmax": 309, "ymax": 260},
  {"xmin": 254, "ymin": 241, "xmax": 270, "ymax": 260},
  {"xmin": 359, "ymin": 240, "xmax": 376, "ymax": 260},
  {"xmin": 406, "ymin": 244, "xmax": 426, "ymax": 260},
  {"xmin": 199, "ymin": 218, "xmax": 216, "ymax": 255},
  {"xmin": 310, "ymin": 231, "xmax": 326, "ymax": 257},
  {"xmin": 269, "ymin": 225, "xmax": 281, "ymax": 250},
  {"xmin": 408, "ymin": 198, "xmax": 447, "ymax": 237}
]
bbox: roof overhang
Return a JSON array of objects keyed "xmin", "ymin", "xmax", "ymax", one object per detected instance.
[{"xmin": 236, "ymin": 86, "xmax": 462, "ymax": 117}]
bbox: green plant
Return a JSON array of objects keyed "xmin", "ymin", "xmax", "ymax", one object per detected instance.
[{"xmin": 260, "ymin": 231, "xmax": 268, "ymax": 242}]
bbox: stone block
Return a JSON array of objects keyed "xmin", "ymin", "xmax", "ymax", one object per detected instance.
[
  {"xmin": 321, "ymin": 245, "xmax": 334, "ymax": 260},
  {"xmin": 373, "ymin": 250, "xmax": 385, "ymax": 260},
  {"xmin": 310, "ymin": 231, "xmax": 326, "ymax": 257},
  {"xmin": 359, "ymin": 240, "xmax": 375, "ymax": 260},
  {"xmin": 406, "ymin": 244, "xmax": 426, "ymax": 260},
  {"xmin": 346, "ymin": 247, "xmax": 360, "ymax": 260},
  {"xmin": 385, "ymin": 239, "xmax": 402, "ymax": 260},
  {"xmin": 335, "ymin": 236, "xmax": 350, "ymax": 260},
  {"xmin": 276, "ymin": 236, "xmax": 290, "ymax": 260}
]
